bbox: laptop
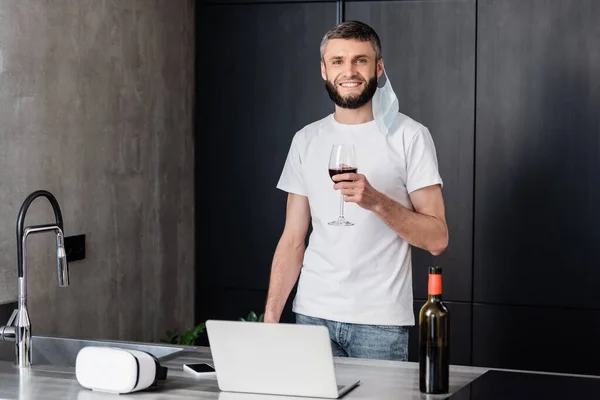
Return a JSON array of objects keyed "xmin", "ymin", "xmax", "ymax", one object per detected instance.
[{"xmin": 205, "ymin": 320, "xmax": 360, "ymax": 399}]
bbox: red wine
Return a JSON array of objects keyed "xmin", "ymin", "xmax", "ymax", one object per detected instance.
[
  {"xmin": 419, "ymin": 266, "xmax": 449, "ymax": 394},
  {"xmin": 328, "ymin": 167, "xmax": 357, "ymax": 182}
]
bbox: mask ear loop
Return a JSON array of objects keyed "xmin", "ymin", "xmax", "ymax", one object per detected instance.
[
  {"xmin": 378, "ymin": 67, "xmax": 388, "ymax": 88},
  {"xmin": 373, "ymin": 67, "xmax": 399, "ymax": 135}
]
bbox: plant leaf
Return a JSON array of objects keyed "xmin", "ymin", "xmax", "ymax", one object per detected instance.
[
  {"xmin": 192, "ymin": 322, "xmax": 205, "ymax": 336},
  {"xmin": 182, "ymin": 331, "xmax": 195, "ymax": 345}
]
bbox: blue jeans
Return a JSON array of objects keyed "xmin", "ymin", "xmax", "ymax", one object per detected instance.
[{"xmin": 295, "ymin": 313, "xmax": 409, "ymax": 361}]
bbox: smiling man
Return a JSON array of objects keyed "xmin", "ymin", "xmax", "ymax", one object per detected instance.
[{"xmin": 265, "ymin": 21, "xmax": 448, "ymax": 361}]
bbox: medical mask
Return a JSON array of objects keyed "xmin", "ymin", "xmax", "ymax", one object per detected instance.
[{"xmin": 372, "ymin": 68, "xmax": 399, "ymax": 135}]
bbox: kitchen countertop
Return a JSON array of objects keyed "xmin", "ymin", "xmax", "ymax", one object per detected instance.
[
  {"xmin": 3, "ymin": 344, "xmax": 599, "ymax": 400},
  {"xmin": 0, "ymin": 345, "xmax": 489, "ymax": 400}
]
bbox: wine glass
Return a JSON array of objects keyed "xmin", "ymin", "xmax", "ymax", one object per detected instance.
[{"xmin": 328, "ymin": 144, "xmax": 357, "ymax": 226}]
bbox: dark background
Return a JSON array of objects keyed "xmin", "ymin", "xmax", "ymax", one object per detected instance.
[{"xmin": 195, "ymin": 0, "xmax": 600, "ymax": 376}]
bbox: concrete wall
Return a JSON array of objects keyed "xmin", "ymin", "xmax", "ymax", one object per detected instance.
[{"xmin": 0, "ymin": 0, "xmax": 195, "ymax": 342}]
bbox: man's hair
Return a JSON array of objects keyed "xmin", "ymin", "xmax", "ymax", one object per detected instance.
[{"xmin": 319, "ymin": 21, "xmax": 382, "ymax": 61}]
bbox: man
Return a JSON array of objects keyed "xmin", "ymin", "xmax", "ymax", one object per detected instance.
[{"xmin": 264, "ymin": 21, "xmax": 448, "ymax": 361}]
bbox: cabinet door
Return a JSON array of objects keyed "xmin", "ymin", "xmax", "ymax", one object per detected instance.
[
  {"xmin": 475, "ymin": 0, "xmax": 600, "ymax": 307},
  {"xmin": 346, "ymin": 1, "xmax": 476, "ymax": 302},
  {"xmin": 473, "ymin": 303, "xmax": 600, "ymax": 375},
  {"xmin": 197, "ymin": 3, "xmax": 337, "ymax": 291},
  {"xmin": 204, "ymin": 0, "xmax": 332, "ymax": 3}
]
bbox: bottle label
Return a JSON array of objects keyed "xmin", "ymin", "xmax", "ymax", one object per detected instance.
[{"xmin": 428, "ymin": 274, "xmax": 442, "ymax": 295}]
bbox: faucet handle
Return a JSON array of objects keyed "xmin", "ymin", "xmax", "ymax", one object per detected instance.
[
  {"xmin": 0, "ymin": 309, "xmax": 17, "ymax": 342},
  {"xmin": 7, "ymin": 309, "xmax": 17, "ymax": 326}
]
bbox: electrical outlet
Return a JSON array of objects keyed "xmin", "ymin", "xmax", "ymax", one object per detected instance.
[{"xmin": 65, "ymin": 234, "xmax": 86, "ymax": 262}]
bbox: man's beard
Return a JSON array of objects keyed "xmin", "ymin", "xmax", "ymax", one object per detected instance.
[{"xmin": 325, "ymin": 74, "xmax": 378, "ymax": 110}]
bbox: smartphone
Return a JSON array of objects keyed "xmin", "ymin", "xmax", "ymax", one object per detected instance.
[{"xmin": 183, "ymin": 363, "xmax": 216, "ymax": 377}]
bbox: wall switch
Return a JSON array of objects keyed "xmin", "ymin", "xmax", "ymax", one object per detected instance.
[{"xmin": 65, "ymin": 234, "xmax": 86, "ymax": 262}]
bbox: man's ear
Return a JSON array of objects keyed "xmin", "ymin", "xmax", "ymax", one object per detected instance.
[
  {"xmin": 321, "ymin": 61, "xmax": 327, "ymax": 80},
  {"xmin": 377, "ymin": 58, "xmax": 384, "ymax": 78}
]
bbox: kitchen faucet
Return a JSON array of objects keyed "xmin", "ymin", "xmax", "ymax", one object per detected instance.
[{"xmin": 0, "ymin": 190, "xmax": 70, "ymax": 368}]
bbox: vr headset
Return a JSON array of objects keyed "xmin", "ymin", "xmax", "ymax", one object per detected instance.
[{"xmin": 75, "ymin": 346, "xmax": 168, "ymax": 394}]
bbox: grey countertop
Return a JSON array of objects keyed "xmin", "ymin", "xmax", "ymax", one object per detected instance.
[{"xmin": 0, "ymin": 346, "xmax": 489, "ymax": 400}]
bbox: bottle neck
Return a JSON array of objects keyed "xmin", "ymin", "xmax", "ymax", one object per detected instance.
[
  {"xmin": 428, "ymin": 273, "xmax": 442, "ymax": 300},
  {"xmin": 428, "ymin": 294, "xmax": 442, "ymax": 302}
]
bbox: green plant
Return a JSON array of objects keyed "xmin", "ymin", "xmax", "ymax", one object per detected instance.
[
  {"xmin": 161, "ymin": 322, "xmax": 205, "ymax": 346},
  {"xmin": 162, "ymin": 310, "xmax": 264, "ymax": 345},
  {"xmin": 239, "ymin": 311, "xmax": 264, "ymax": 322}
]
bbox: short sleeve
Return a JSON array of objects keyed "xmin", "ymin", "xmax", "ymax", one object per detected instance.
[
  {"xmin": 276, "ymin": 133, "xmax": 308, "ymax": 196},
  {"xmin": 406, "ymin": 127, "xmax": 443, "ymax": 194}
]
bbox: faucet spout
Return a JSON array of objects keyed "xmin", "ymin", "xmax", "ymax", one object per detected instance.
[
  {"xmin": 0, "ymin": 190, "xmax": 70, "ymax": 368},
  {"xmin": 17, "ymin": 190, "xmax": 65, "ymax": 280}
]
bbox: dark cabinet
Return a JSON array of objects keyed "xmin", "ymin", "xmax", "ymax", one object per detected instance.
[
  {"xmin": 473, "ymin": 303, "xmax": 600, "ymax": 376},
  {"xmin": 198, "ymin": 3, "xmax": 337, "ymax": 291},
  {"xmin": 203, "ymin": 287, "xmax": 295, "ymax": 324},
  {"xmin": 345, "ymin": 1, "xmax": 476, "ymax": 302},
  {"xmin": 474, "ymin": 0, "xmax": 600, "ymax": 308},
  {"xmin": 196, "ymin": 0, "xmax": 600, "ymax": 376},
  {"xmin": 204, "ymin": 0, "xmax": 332, "ymax": 3}
]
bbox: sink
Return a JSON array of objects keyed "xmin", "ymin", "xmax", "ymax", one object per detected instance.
[{"xmin": 0, "ymin": 335, "xmax": 185, "ymax": 368}]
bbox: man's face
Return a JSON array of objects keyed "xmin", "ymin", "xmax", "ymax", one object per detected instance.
[{"xmin": 321, "ymin": 39, "xmax": 384, "ymax": 109}]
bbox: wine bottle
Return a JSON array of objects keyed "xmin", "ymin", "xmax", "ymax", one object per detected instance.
[{"xmin": 419, "ymin": 266, "xmax": 449, "ymax": 394}]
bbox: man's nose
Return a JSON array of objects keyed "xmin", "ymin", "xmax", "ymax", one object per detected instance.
[{"xmin": 343, "ymin": 63, "xmax": 358, "ymax": 79}]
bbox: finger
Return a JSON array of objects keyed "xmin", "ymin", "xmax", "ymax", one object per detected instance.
[
  {"xmin": 347, "ymin": 173, "xmax": 362, "ymax": 182},
  {"xmin": 344, "ymin": 194, "xmax": 362, "ymax": 203},
  {"xmin": 332, "ymin": 173, "xmax": 361, "ymax": 182},
  {"xmin": 334, "ymin": 181, "xmax": 356, "ymax": 190}
]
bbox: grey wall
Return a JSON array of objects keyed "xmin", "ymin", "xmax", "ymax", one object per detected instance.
[{"xmin": 0, "ymin": 0, "xmax": 195, "ymax": 343}]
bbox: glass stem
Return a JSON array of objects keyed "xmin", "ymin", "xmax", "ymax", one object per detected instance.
[{"xmin": 339, "ymin": 192, "xmax": 345, "ymax": 219}]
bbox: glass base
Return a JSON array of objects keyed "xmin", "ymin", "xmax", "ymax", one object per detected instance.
[{"xmin": 328, "ymin": 217, "xmax": 354, "ymax": 226}]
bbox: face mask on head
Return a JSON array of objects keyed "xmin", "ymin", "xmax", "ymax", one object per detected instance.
[{"xmin": 372, "ymin": 68, "xmax": 399, "ymax": 135}]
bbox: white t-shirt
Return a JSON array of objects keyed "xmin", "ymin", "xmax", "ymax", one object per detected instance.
[{"xmin": 276, "ymin": 112, "xmax": 443, "ymax": 326}]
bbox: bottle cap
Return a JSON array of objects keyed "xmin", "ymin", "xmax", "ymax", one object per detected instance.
[{"xmin": 429, "ymin": 266, "xmax": 442, "ymax": 275}]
